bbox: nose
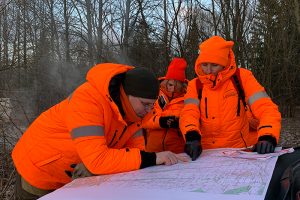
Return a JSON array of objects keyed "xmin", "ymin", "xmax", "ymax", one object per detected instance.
[
  {"xmin": 170, "ymin": 86, "xmax": 175, "ymax": 93},
  {"xmin": 207, "ymin": 67, "xmax": 212, "ymax": 75}
]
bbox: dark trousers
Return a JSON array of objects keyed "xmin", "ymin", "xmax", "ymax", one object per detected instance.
[{"xmin": 14, "ymin": 172, "xmax": 54, "ymax": 200}]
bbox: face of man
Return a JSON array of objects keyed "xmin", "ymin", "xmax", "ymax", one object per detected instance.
[
  {"xmin": 128, "ymin": 95, "xmax": 156, "ymax": 118},
  {"xmin": 201, "ymin": 62, "xmax": 224, "ymax": 76},
  {"xmin": 166, "ymin": 79, "xmax": 176, "ymax": 93}
]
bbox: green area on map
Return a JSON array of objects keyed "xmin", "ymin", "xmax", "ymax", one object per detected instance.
[{"xmin": 223, "ymin": 186, "xmax": 252, "ymax": 195}]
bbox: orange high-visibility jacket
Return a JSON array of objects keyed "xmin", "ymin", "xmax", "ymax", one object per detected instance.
[
  {"xmin": 180, "ymin": 50, "xmax": 281, "ymax": 149},
  {"xmin": 12, "ymin": 64, "xmax": 145, "ymax": 190},
  {"xmin": 247, "ymin": 107, "xmax": 260, "ymax": 146},
  {"xmin": 143, "ymin": 78, "xmax": 188, "ymax": 154}
]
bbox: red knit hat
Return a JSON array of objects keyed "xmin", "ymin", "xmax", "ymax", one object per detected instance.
[
  {"xmin": 165, "ymin": 58, "xmax": 187, "ymax": 82},
  {"xmin": 198, "ymin": 36, "xmax": 234, "ymax": 67}
]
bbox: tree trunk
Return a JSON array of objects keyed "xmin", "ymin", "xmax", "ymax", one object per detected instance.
[
  {"xmin": 294, "ymin": 0, "xmax": 300, "ymax": 35},
  {"xmin": 86, "ymin": 0, "xmax": 94, "ymax": 67},
  {"xmin": 137, "ymin": 0, "xmax": 154, "ymax": 70},
  {"xmin": 122, "ymin": 0, "xmax": 131, "ymax": 65},
  {"xmin": 96, "ymin": 0, "xmax": 103, "ymax": 64},
  {"xmin": 64, "ymin": 0, "xmax": 70, "ymax": 62}
]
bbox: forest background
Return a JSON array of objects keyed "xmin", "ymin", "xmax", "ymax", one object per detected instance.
[{"xmin": 1, "ymin": 0, "xmax": 300, "ymax": 199}]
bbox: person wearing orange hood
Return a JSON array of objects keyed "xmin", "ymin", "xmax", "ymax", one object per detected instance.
[
  {"xmin": 143, "ymin": 58, "xmax": 189, "ymax": 154},
  {"xmin": 12, "ymin": 63, "xmax": 187, "ymax": 199},
  {"xmin": 180, "ymin": 36, "xmax": 281, "ymax": 161}
]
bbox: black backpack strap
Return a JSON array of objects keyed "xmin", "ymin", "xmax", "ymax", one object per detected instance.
[
  {"xmin": 196, "ymin": 78, "xmax": 203, "ymax": 101},
  {"xmin": 230, "ymin": 68, "xmax": 247, "ymax": 116},
  {"xmin": 197, "ymin": 69, "xmax": 247, "ymax": 117}
]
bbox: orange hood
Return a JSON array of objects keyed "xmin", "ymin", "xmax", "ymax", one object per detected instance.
[
  {"xmin": 194, "ymin": 49, "xmax": 237, "ymax": 89},
  {"xmin": 86, "ymin": 63, "xmax": 134, "ymax": 123},
  {"xmin": 86, "ymin": 63, "xmax": 134, "ymax": 96}
]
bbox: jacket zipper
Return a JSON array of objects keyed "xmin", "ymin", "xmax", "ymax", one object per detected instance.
[
  {"xmin": 111, "ymin": 141, "xmax": 118, "ymax": 147},
  {"xmin": 162, "ymin": 129, "xmax": 168, "ymax": 151},
  {"xmin": 118, "ymin": 126, "xmax": 128, "ymax": 140},
  {"xmin": 240, "ymin": 132, "xmax": 247, "ymax": 148},
  {"xmin": 108, "ymin": 130, "xmax": 117, "ymax": 147},
  {"xmin": 119, "ymin": 122, "xmax": 134, "ymax": 140},
  {"xmin": 111, "ymin": 122, "xmax": 134, "ymax": 148},
  {"xmin": 209, "ymin": 77, "xmax": 217, "ymax": 88},
  {"xmin": 205, "ymin": 97, "xmax": 208, "ymax": 118},
  {"xmin": 153, "ymin": 116, "xmax": 157, "ymax": 122}
]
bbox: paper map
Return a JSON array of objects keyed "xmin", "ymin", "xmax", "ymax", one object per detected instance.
[
  {"xmin": 223, "ymin": 147, "xmax": 294, "ymax": 160},
  {"xmin": 40, "ymin": 148, "xmax": 278, "ymax": 200}
]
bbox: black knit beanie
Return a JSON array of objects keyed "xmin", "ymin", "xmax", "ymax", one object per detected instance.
[{"xmin": 123, "ymin": 67, "xmax": 159, "ymax": 99}]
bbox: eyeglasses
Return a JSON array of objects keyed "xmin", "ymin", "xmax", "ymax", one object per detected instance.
[{"xmin": 138, "ymin": 98, "xmax": 155, "ymax": 110}]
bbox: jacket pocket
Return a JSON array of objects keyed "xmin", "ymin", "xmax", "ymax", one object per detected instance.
[{"xmin": 36, "ymin": 154, "xmax": 62, "ymax": 167}]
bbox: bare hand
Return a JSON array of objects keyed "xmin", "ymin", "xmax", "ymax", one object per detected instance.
[
  {"xmin": 166, "ymin": 119, "xmax": 174, "ymax": 126},
  {"xmin": 156, "ymin": 151, "xmax": 188, "ymax": 165},
  {"xmin": 70, "ymin": 163, "xmax": 95, "ymax": 181}
]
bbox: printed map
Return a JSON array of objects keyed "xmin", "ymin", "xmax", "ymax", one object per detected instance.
[{"xmin": 62, "ymin": 148, "xmax": 277, "ymax": 196}]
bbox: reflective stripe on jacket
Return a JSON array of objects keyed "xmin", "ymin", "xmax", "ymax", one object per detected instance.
[
  {"xmin": 180, "ymin": 50, "xmax": 281, "ymax": 149},
  {"xmin": 142, "ymin": 78, "xmax": 188, "ymax": 154},
  {"xmin": 12, "ymin": 63, "xmax": 145, "ymax": 190}
]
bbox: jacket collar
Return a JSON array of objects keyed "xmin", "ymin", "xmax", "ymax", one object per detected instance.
[{"xmin": 108, "ymin": 73, "xmax": 126, "ymax": 118}]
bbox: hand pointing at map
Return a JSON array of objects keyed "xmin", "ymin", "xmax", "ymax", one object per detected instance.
[{"xmin": 156, "ymin": 151, "xmax": 188, "ymax": 165}]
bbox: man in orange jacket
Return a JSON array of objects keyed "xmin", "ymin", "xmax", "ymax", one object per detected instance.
[
  {"xmin": 180, "ymin": 36, "xmax": 281, "ymax": 161},
  {"xmin": 143, "ymin": 58, "xmax": 188, "ymax": 153},
  {"xmin": 12, "ymin": 64, "xmax": 187, "ymax": 199}
]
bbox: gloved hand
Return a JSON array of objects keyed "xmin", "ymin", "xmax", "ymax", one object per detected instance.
[
  {"xmin": 184, "ymin": 131, "xmax": 202, "ymax": 161},
  {"xmin": 184, "ymin": 140, "xmax": 202, "ymax": 161},
  {"xmin": 159, "ymin": 116, "xmax": 176, "ymax": 128},
  {"xmin": 169, "ymin": 117, "xmax": 179, "ymax": 129},
  {"xmin": 65, "ymin": 163, "xmax": 95, "ymax": 181},
  {"xmin": 252, "ymin": 135, "xmax": 277, "ymax": 154}
]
